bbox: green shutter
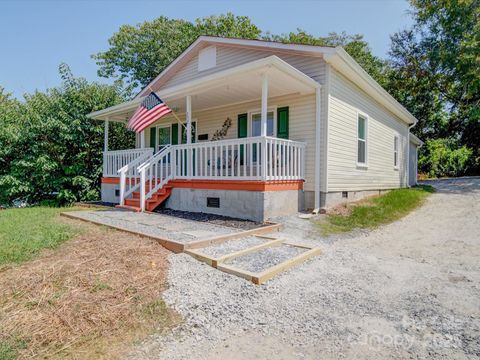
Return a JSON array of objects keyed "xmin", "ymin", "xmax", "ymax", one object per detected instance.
[
  {"xmin": 238, "ymin": 114, "xmax": 247, "ymax": 165},
  {"xmin": 171, "ymin": 124, "xmax": 179, "ymax": 145},
  {"xmin": 237, "ymin": 113, "xmax": 248, "ymax": 138},
  {"xmin": 149, "ymin": 127, "xmax": 156, "ymax": 149},
  {"xmin": 277, "ymin": 107, "xmax": 289, "ymax": 139}
]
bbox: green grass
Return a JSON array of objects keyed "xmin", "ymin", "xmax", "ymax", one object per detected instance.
[
  {"xmin": 0, "ymin": 337, "xmax": 27, "ymax": 360},
  {"xmin": 0, "ymin": 207, "xmax": 82, "ymax": 266},
  {"xmin": 319, "ymin": 185, "xmax": 434, "ymax": 235}
]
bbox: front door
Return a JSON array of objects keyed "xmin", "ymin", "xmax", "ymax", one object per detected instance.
[{"xmin": 158, "ymin": 125, "xmax": 171, "ymax": 152}]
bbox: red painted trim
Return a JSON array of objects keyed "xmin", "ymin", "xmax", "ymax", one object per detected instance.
[
  {"xmin": 101, "ymin": 177, "xmax": 303, "ymax": 191},
  {"xmin": 101, "ymin": 177, "xmax": 139, "ymax": 185},
  {"xmin": 169, "ymin": 179, "xmax": 303, "ymax": 191}
]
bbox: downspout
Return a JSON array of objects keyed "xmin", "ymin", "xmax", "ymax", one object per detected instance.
[
  {"xmin": 313, "ymin": 85, "xmax": 322, "ymax": 213},
  {"xmin": 406, "ymin": 121, "xmax": 416, "ymax": 187}
]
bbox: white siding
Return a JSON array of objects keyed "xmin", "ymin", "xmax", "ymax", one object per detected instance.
[
  {"xmin": 327, "ymin": 69, "xmax": 409, "ymax": 191},
  {"xmin": 143, "ymin": 93, "xmax": 317, "ymax": 191},
  {"xmin": 164, "ymin": 45, "xmax": 325, "ymax": 88}
]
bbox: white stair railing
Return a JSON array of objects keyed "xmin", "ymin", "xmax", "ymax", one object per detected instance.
[
  {"xmin": 137, "ymin": 145, "xmax": 174, "ymax": 211},
  {"xmin": 104, "ymin": 148, "xmax": 153, "ymax": 177},
  {"xmin": 118, "ymin": 150, "xmax": 155, "ymax": 206}
]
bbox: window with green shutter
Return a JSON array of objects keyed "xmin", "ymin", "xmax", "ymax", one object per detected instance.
[
  {"xmin": 238, "ymin": 113, "xmax": 247, "ymax": 165},
  {"xmin": 171, "ymin": 124, "xmax": 179, "ymax": 145},
  {"xmin": 149, "ymin": 127, "xmax": 156, "ymax": 149},
  {"xmin": 277, "ymin": 107, "xmax": 289, "ymax": 139}
]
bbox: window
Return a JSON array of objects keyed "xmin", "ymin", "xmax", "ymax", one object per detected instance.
[
  {"xmin": 394, "ymin": 135, "xmax": 399, "ymax": 168},
  {"xmin": 251, "ymin": 111, "xmax": 274, "ymax": 136},
  {"xmin": 357, "ymin": 114, "xmax": 367, "ymax": 165}
]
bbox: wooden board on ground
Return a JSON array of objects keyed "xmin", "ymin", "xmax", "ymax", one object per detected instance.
[
  {"xmin": 60, "ymin": 212, "xmax": 281, "ymax": 254},
  {"xmin": 185, "ymin": 235, "xmax": 321, "ymax": 285}
]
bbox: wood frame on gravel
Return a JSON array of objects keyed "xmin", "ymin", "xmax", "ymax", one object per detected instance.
[
  {"xmin": 186, "ymin": 238, "xmax": 321, "ymax": 285},
  {"xmin": 60, "ymin": 212, "xmax": 281, "ymax": 253}
]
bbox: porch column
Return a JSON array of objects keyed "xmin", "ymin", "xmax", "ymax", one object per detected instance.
[
  {"xmin": 186, "ymin": 95, "xmax": 192, "ymax": 144},
  {"xmin": 140, "ymin": 130, "xmax": 145, "ymax": 148},
  {"xmin": 104, "ymin": 120, "xmax": 109, "ymax": 152},
  {"xmin": 103, "ymin": 120, "xmax": 109, "ymax": 176},
  {"xmin": 314, "ymin": 86, "xmax": 321, "ymax": 213},
  {"xmin": 186, "ymin": 95, "xmax": 192, "ymax": 178},
  {"xmin": 261, "ymin": 74, "xmax": 268, "ymax": 137}
]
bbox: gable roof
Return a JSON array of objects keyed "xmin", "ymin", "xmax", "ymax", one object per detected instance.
[{"xmin": 138, "ymin": 36, "xmax": 417, "ymax": 125}]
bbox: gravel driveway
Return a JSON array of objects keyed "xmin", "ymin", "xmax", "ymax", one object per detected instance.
[{"xmin": 128, "ymin": 178, "xmax": 480, "ymax": 359}]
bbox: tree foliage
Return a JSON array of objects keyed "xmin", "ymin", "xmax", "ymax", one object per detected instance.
[
  {"xmin": 0, "ymin": 65, "xmax": 133, "ymax": 206},
  {"xmin": 418, "ymin": 138, "xmax": 473, "ymax": 178},
  {"xmin": 264, "ymin": 30, "xmax": 389, "ymax": 86},
  {"xmin": 93, "ymin": 13, "xmax": 261, "ymax": 90},
  {"xmin": 386, "ymin": 0, "xmax": 480, "ymax": 175}
]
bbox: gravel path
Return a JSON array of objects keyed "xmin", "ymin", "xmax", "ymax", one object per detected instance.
[
  {"xmin": 128, "ymin": 178, "xmax": 480, "ymax": 360},
  {"xmin": 69, "ymin": 210, "xmax": 244, "ymax": 243},
  {"xmin": 199, "ymin": 236, "xmax": 269, "ymax": 258},
  {"xmin": 226, "ymin": 244, "xmax": 306, "ymax": 273}
]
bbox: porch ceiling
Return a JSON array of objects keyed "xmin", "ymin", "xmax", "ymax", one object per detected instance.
[{"xmin": 88, "ymin": 56, "xmax": 319, "ymax": 123}]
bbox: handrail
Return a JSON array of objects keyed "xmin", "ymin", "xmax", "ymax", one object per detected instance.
[
  {"xmin": 103, "ymin": 147, "xmax": 153, "ymax": 177},
  {"xmin": 138, "ymin": 145, "xmax": 174, "ymax": 211},
  {"xmin": 104, "ymin": 148, "xmax": 152, "ymax": 155},
  {"xmin": 118, "ymin": 149, "xmax": 154, "ymax": 205},
  {"xmin": 138, "ymin": 144, "xmax": 171, "ymax": 171}
]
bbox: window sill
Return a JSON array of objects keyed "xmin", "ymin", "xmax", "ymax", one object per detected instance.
[
  {"xmin": 356, "ymin": 163, "xmax": 368, "ymax": 169},
  {"xmin": 394, "ymin": 167, "xmax": 399, "ymax": 171}
]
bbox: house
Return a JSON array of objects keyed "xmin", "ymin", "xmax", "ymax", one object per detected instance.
[{"xmin": 88, "ymin": 36, "xmax": 422, "ymax": 222}]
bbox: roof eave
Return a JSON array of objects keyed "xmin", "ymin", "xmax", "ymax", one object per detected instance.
[{"xmin": 324, "ymin": 47, "xmax": 417, "ymax": 126}]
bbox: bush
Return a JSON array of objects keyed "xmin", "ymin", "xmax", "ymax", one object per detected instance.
[
  {"xmin": 0, "ymin": 65, "xmax": 134, "ymax": 206},
  {"xmin": 418, "ymin": 138, "xmax": 473, "ymax": 178}
]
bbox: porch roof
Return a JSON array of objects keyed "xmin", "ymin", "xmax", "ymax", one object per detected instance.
[{"xmin": 87, "ymin": 55, "xmax": 320, "ymax": 123}]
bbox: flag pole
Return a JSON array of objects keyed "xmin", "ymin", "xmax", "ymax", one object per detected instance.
[{"xmin": 147, "ymin": 86, "xmax": 186, "ymax": 130}]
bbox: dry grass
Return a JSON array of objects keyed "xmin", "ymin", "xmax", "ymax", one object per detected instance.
[{"xmin": 0, "ymin": 217, "xmax": 179, "ymax": 359}]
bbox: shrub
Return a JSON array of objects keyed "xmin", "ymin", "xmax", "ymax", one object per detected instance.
[{"xmin": 418, "ymin": 138, "xmax": 473, "ymax": 178}]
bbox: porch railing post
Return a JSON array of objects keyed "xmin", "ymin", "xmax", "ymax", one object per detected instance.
[
  {"xmin": 261, "ymin": 136, "xmax": 267, "ymax": 180},
  {"xmin": 140, "ymin": 168, "xmax": 146, "ymax": 212},
  {"xmin": 172, "ymin": 147, "xmax": 177, "ymax": 178},
  {"xmin": 119, "ymin": 168, "xmax": 126, "ymax": 206}
]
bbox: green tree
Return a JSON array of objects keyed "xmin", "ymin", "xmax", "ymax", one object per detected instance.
[
  {"xmin": 264, "ymin": 30, "xmax": 388, "ymax": 86},
  {"xmin": 0, "ymin": 64, "xmax": 133, "ymax": 205},
  {"xmin": 386, "ymin": 0, "xmax": 480, "ymax": 175},
  {"xmin": 93, "ymin": 13, "xmax": 261, "ymax": 90},
  {"xmin": 419, "ymin": 138, "xmax": 473, "ymax": 178}
]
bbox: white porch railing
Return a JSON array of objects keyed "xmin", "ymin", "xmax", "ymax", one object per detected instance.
[
  {"xmin": 116, "ymin": 136, "xmax": 306, "ymax": 211},
  {"xmin": 103, "ymin": 148, "xmax": 153, "ymax": 177},
  {"xmin": 172, "ymin": 136, "xmax": 306, "ymax": 181}
]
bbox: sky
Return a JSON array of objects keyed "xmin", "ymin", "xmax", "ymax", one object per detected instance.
[{"xmin": 0, "ymin": 0, "xmax": 413, "ymax": 98}]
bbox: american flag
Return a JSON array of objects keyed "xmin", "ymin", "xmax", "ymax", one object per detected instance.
[{"xmin": 127, "ymin": 92, "xmax": 172, "ymax": 133}]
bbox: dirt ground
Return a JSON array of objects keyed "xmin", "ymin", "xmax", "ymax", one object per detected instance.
[
  {"xmin": 132, "ymin": 177, "xmax": 480, "ymax": 359},
  {"xmin": 0, "ymin": 218, "xmax": 177, "ymax": 359}
]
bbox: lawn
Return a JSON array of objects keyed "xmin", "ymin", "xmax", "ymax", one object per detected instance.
[
  {"xmin": 0, "ymin": 206, "xmax": 177, "ymax": 359},
  {"xmin": 0, "ymin": 207, "xmax": 82, "ymax": 266},
  {"xmin": 319, "ymin": 185, "xmax": 434, "ymax": 235}
]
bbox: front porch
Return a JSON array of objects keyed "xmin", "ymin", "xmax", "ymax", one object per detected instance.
[{"xmin": 90, "ymin": 55, "xmax": 321, "ymax": 220}]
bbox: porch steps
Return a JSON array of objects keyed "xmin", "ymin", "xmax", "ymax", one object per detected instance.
[{"xmin": 117, "ymin": 185, "xmax": 173, "ymax": 212}]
